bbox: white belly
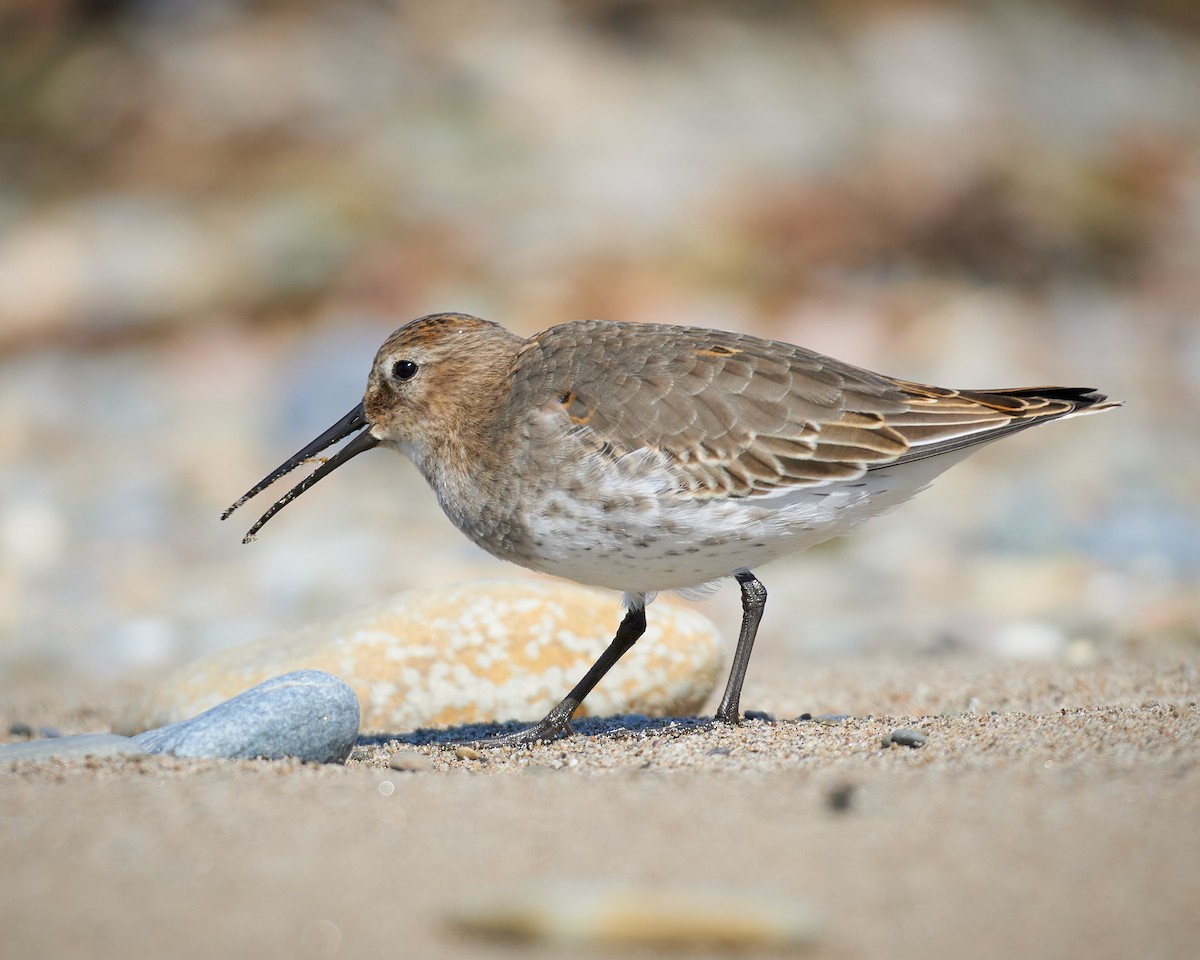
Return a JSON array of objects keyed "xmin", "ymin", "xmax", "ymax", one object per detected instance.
[{"xmin": 511, "ymin": 447, "xmax": 975, "ymax": 594}]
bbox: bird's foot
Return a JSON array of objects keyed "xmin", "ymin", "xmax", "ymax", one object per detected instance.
[
  {"xmin": 473, "ymin": 701, "xmax": 578, "ymax": 748},
  {"xmin": 713, "ymin": 702, "xmax": 742, "ymax": 725}
]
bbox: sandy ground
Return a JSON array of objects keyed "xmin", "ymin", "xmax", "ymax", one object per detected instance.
[{"xmin": 2, "ymin": 649, "xmax": 1198, "ymax": 960}]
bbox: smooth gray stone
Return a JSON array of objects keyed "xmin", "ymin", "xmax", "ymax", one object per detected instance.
[
  {"xmin": 883, "ymin": 728, "xmax": 928, "ymax": 749},
  {"xmin": 133, "ymin": 670, "xmax": 359, "ymax": 764},
  {"xmin": 387, "ymin": 751, "xmax": 431, "ymax": 772},
  {"xmin": 814, "ymin": 714, "xmax": 849, "ymax": 726},
  {"xmin": 0, "ymin": 733, "xmax": 148, "ymax": 762}
]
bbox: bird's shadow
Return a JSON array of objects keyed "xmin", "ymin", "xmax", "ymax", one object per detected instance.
[{"xmin": 358, "ymin": 714, "xmax": 716, "ymax": 750}]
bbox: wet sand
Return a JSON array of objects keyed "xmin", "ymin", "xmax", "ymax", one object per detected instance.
[{"xmin": 2, "ymin": 650, "xmax": 1198, "ymax": 960}]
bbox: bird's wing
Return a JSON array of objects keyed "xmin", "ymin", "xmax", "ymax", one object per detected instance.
[{"xmin": 502, "ymin": 320, "xmax": 1110, "ymax": 499}]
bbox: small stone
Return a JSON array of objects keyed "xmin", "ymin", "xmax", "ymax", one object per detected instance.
[
  {"xmin": 814, "ymin": 714, "xmax": 848, "ymax": 726},
  {"xmin": 450, "ymin": 882, "xmax": 821, "ymax": 948},
  {"xmin": 826, "ymin": 782, "xmax": 856, "ymax": 812},
  {"xmin": 796, "ymin": 712, "xmax": 813, "ymax": 721},
  {"xmin": 883, "ymin": 728, "xmax": 927, "ymax": 749},
  {"xmin": 117, "ymin": 581, "xmax": 724, "ymax": 735},
  {"xmin": 132, "ymin": 670, "xmax": 359, "ymax": 764},
  {"xmin": 454, "ymin": 745, "xmax": 482, "ymax": 761},
  {"xmin": 0, "ymin": 733, "xmax": 148, "ymax": 763},
  {"xmin": 388, "ymin": 751, "xmax": 431, "ymax": 772},
  {"xmin": 7, "ymin": 722, "xmax": 33, "ymax": 738},
  {"xmin": 742, "ymin": 710, "xmax": 775, "ymax": 722}
]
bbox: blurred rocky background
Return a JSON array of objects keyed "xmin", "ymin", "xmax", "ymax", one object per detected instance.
[{"xmin": 0, "ymin": 0, "xmax": 1196, "ymax": 686}]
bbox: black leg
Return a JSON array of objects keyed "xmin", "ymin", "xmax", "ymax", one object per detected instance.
[
  {"xmin": 714, "ymin": 571, "xmax": 767, "ymax": 724},
  {"xmin": 484, "ymin": 605, "xmax": 648, "ymax": 745}
]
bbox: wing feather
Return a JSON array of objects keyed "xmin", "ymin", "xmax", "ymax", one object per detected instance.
[{"xmin": 502, "ymin": 321, "xmax": 1112, "ymax": 499}]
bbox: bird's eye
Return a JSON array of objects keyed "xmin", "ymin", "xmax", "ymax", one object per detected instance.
[{"xmin": 392, "ymin": 359, "xmax": 419, "ymax": 381}]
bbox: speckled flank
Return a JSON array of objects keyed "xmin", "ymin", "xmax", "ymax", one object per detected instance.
[{"xmin": 116, "ymin": 580, "xmax": 724, "ymax": 735}]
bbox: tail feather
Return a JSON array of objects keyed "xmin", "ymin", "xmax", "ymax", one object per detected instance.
[
  {"xmin": 967, "ymin": 385, "xmax": 1119, "ymax": 412},
  {"xmin": 871, "ymin": 385, "xmax": 1121, "ymax": 471}
]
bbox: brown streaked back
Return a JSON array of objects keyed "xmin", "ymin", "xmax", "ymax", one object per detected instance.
[{"xmin": 502, "ymin": 320, "xmax": 1117, "ymax": 499}]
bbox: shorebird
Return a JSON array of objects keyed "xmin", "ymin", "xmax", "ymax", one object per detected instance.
[{"xmin": 224, "ymin": 313, "xmax": 1118, "ymax": 743}]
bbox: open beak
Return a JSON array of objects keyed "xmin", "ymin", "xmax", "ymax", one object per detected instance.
[{"xmin": 221, "ymin": 402, "xmax": 380, "ymax": 543}]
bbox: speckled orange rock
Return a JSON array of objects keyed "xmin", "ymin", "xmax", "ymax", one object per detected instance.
[{"xmin": 117, "ymin": 580, "xmax": 724, "ymax": 735}]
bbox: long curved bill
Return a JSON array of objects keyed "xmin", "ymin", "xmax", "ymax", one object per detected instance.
[{"xmin": 221, "ymin": 403, "xmax": 380, "ymax": 543}]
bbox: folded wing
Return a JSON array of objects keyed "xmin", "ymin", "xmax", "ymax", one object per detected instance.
[{"xmin": 503, "ymin": 320, "xmax": 1116, "ymax": 499}]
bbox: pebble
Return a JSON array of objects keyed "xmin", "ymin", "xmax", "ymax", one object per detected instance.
[
  {"xmin": 0, "ymin": 674, "xmax": 358, "ymax": 765},
  {"xmin": 387, "ymin": 751, "xmax": 431, "ymax": 772},
  {"xmin": 883, "ymin": 728, "xmax": 927, "ymax": 749},
  {"xmin": 449, "ymin": 882, "xmax": 821, "ymax": 948},
  {"xmin": 826, "ymin": 782, "xmax": 857, "ymax": 812},
  {"xmin": 742, "ymin": 710, "xmax": 775, "ymax": 722},
  {"xmin": 0, "ymin": 733, "xmax": 149, "ymax": 763},
  {"xmin": 117, "ymin": 580, "xmax": 724, "ymax": 735},
  {"xmin": 132, "ymin": 670, "xmax": 359, "ymax": 764},
  {"xmin": 454, "ymin": 745, "xmax": 482, "ymax": 761},
  {"xmin": 814, "ymin": 714, "xmax": 849, "ymax": 726}
]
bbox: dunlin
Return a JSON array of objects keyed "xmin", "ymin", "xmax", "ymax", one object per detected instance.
[{"xmin": 224, "ymin": 313, "xmax": 1118, "ymax": 742}]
